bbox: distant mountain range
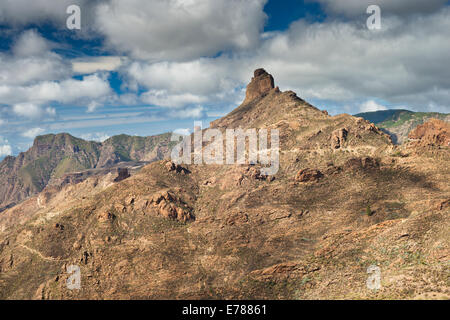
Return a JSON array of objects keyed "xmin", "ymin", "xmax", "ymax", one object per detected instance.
[
  {"xmin": 0, "ymin": 132, "xmax": 174, "ymax": 209},
  {"xmin": 355, "ymin": 109, "xmax": 450, "ymax": 144}
]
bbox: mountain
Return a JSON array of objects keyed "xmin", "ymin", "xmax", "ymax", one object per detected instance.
[
  {"xmin": 355, "ymin": 109, "xmax": 450, "ymax": 144},
  {"xmin": 0, "ymin": 132, "xmax": 174, "ymax": 210},
  {"xmin": 0, "ymin": 69, "xmax": 448, "ymax": 300}
]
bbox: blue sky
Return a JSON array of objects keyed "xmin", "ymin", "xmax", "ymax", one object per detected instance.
[{"xmin": 0, "ymin": 0, "xmax": 449, "ymax": 158}]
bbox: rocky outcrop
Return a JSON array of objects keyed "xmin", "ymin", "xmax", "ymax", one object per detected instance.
[
  {"xmin": 408, "ymin": 118, "xmax": 450, "ymax": 147},
  {"xmin": 144, "ymin": 190, "xmax": 195, "ymax": 222},
  {"xmin": 331, "ymin": 128, "xmax": 348, "ymax": 149},
  {"xmin": 295, "ymin": 168, "xmax": 323, "ymax": 182},
  {"xmin": 98, "ymin": 211, "xmax": 116, "ymax": 222},
  {"xmin": 343, "ymin": 157, "xmax": 379, "ymax": 170},
  {"xmin": 164, "ymin": 161, "xmax": 190, "ymax": 174},
  {"xmin": 114, "ymin": 168, "xmax": 131, "ymax": 183},
  {"xmin": 243, "ymin": 68, "xmax": 276, "ymax": 104}
]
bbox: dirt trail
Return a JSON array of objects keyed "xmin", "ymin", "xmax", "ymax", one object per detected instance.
[{"xmin": 20, "ymin": 244, "xmax": 68, "ymax": 262}]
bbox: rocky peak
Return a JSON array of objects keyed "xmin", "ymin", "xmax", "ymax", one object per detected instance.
[{"xmin": 243, "ymin": 68, "xmax": 276, "ymax": 104}]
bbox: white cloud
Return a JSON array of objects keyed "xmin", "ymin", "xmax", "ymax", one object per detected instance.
[
  {"xmin": 125, "ymin": 59, "xmax": 245, "ymax": 108},
  {"xmin": 141, "ymin": 90, "xmax": 208, "ymax": 108},
  {"xmin": 0, "ymin": 31, "xmax": 71, "ymax": 86},
  {"xmin": 12, "ymin": 103, "xmax": 56, "ymax": 120},
  {"xmin": 87, "ymin": 101, "xmax": 100, "ymax": 113},
  {"xmin": 173, "ymin": 128, "xmax": 191, "ymax": 136},
  {"xmin": 45, "ymin": 107, "xmax": 57, "ymax": 117},
  {"xmin": 359, "ymin": 100, "xmax": 387, "ymax": 113},
  {"xmin": 168, "ymin": 106, "xmax": 207, "ymax": 119},
  {"xmin": 0, "ymin": 144, "xmax": 12, "ymax": 157},
  {"xmin": 0, "ymin": 136, "xmax": 12, "ymax": 157},
  {"xmin": 12, "ymin": 29, "xmax": 50, "ymax": 57},
  {"xmin": 79, "ymin": 132, "xmax": 110, "ymax": 142},
  {"xmin": 95, "ymin": 0, "xmax": 268, "ymax": 61},
  {"xmin": 22, "ymin": 127, "xmax": 45, "ymax": 138},
  {"xmin": 13, "ymin": 103, "xmax": 42, "ymax": 119},
  {"xmin": 1, "ymin": 74, "xmax": 112, "ymax": 106}
]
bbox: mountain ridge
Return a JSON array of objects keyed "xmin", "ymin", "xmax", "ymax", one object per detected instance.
[{"xmin": 0, "ymin": 132, "xmax": 174, "ymax": 209}]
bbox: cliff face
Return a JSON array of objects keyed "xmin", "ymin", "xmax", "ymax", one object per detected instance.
[{"xmin": 0, "ymin": 133, "xmax": 174, "ymax": 209}]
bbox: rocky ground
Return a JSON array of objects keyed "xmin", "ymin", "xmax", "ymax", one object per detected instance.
[{"xmin": 0, "ymin": 69, "xmax": 448, "ymax": 300}]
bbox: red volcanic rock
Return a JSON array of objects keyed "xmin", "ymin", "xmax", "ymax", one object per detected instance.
[{"xmin": 408, "ymin": 118, "xmax": 450, "ymax": 147}]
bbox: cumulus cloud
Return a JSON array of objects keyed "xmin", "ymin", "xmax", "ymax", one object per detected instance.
[
  {"xmin": 79, "ymin": 132, "xmax": 110, "ymax": 142},
  {"xmin": 359, "ymin": 100, "xmax": 387, "ymax": 113},
  {"xmin": 13, "ymin": 103, "xmax": 46, "ymax": 119},
  {"xmin": 173, "ymin": 128, "xmax": 191, "ymax": 136},
  {"xmin": 11, "ymin": 103, "xmax": 57, "ymax": 120},
  {"xmin": 0, "ymin": 136, "xmax": 12, "ymax": 157},
  {"xmin": 167, "ymin": 106, "xmax": 207, "ymax": 119},
  {"xmin": 126, "ymin": 59, "xmax": 245, "ymax": 108},
  {"xmin": 0, "ymin": 144, "xmax": 12, "ymax": 157},
  {"xmin": 0, "ymin": 74, "xmax": 112, "ymax": 107},
  {"xmin": 22, "ymin": 127, "xmax": 45, "ymax": 139},
  {"xmin": 12, "ymin": 29, "xmax": 51, "ymax": 57},
  {"xmin": 95, "ymin": 0, "xmax": 267, "ymax": 61},
  {"xmin": 0, "ymin": 31, "xmax": 71, "ymax": 86}
]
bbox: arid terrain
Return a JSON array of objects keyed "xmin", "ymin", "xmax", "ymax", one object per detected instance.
[{"xmin": 0, "ymin": 69, "xmax": 448, "ymax": 300}]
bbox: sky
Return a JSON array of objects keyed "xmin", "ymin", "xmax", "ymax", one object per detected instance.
[{"xmin": 0, "ymin": 0, "xmax": 449, "ymax": 158}]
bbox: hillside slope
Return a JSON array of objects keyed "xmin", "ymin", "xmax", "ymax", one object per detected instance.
[{"xmin": 0, "ymin": 69, "xmax": 448, "ymax": 300}]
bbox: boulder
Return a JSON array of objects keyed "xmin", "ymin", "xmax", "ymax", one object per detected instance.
[
  {"xmin": 343, "ymin": 157, "xmax": 379, "ymax": 170},
  {"xmin": 114, "ymin": 168, "xmax": 130, "ymax": 182},
  {"xmin": 164, "ymin": 161, "xmax": 190, "ymax": 174},
  {"xmin": 295, "ymin": 168, "xmax": 323, "ymax": 182},
  {"xmin": 331, "ymin": 128, "xmax": 348, "ymax": 149}
]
